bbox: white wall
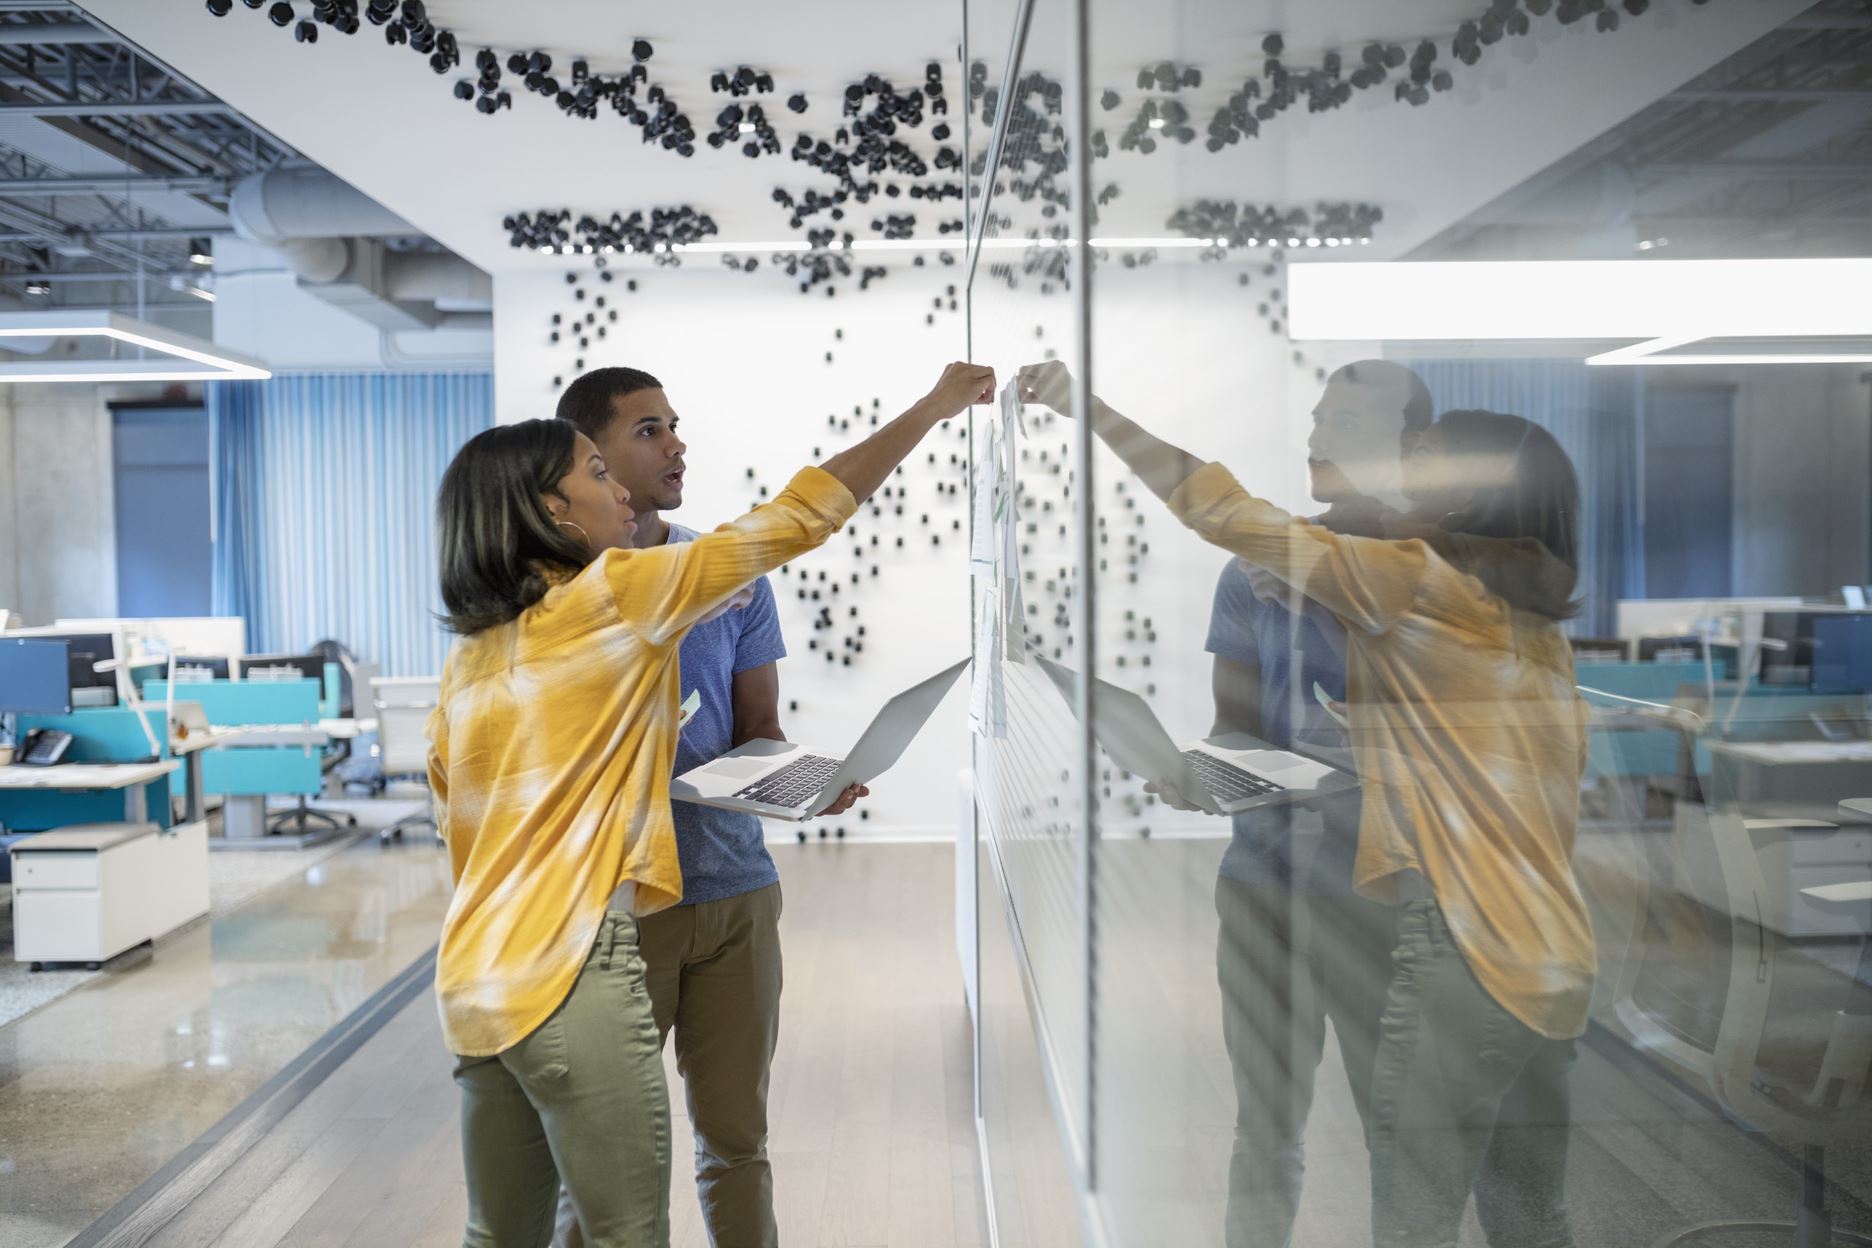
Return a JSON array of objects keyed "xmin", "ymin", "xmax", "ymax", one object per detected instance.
[
  {"xmin": 0, "ymin": 381, "xmax": 214, "ymax": 627},
  {"xmin": 493, "ymin": 258, "xmax": 1357, "ymax": 835},
  {"xmin": 496, "ymin": 264, "xmax": 979, "ymax": 836}
]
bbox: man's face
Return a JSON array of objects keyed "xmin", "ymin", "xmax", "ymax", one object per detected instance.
[
  {"xmin": 1306, "ymin": 375, "xmax": 1410, "ymax": 505},
  {"xmin": 591, "ymin": 388, "xmax": 687, "ymax": 514}
]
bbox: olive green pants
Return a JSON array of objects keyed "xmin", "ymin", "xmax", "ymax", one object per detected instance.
[
  {"xmin": 556, "ymin": 882, "xmax": 785, "ymax": 1248},
  {"xmin": 454, "ymin": 906, "xmax": 671, "ymax": 1248}
]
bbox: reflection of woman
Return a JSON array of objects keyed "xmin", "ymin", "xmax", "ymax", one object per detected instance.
[
  {"xmin": 1019, "ymin": 362, "xmax": 1593, "ymax": 1247},
  {"xmin": 428, "ymin": 362, "xmax": 991, "ymax": 1246}
]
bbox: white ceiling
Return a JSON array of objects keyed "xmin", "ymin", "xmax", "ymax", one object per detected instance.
[{"xmin": 71, "ymin": 0, "xmax": 1814, "ymax": 274}]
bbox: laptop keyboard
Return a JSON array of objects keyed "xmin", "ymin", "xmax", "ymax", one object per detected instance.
[
  {"xmin": 733, "ymin": 754, "xmax": 845, "ymax": 809},
  {"xmin": 1180, "ymin": 750, "xmax": 1283, "ymax": 804}
]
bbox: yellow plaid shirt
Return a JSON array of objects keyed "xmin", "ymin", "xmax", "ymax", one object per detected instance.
[
  {"xmin": 1170, "ymin": 463, "xmax": 1596, "ymax": 1040},
  {"xmin": 428, "ymin": 467, "xmax": 856, "ymax": 1057}
]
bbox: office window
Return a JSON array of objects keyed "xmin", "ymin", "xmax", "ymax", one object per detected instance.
[{"xmin": 112, "ymin": 402, "xmax": 211, "ymax": 617}]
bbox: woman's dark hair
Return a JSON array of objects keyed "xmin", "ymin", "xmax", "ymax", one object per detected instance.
[
  {"xmin": 437, "ymin": 419, "xmax": 593, "ymax": 635},
  {"xmin": 1423, "ymin": 409, "xmax": 1582, "ymax": 621}
]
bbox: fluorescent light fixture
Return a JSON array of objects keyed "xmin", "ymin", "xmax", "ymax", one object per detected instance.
[
  {"xmin": 23, "ymin": 280, "xmax": 49, "ymax": 295},
  {"xmin": 0, "ymin": 309, "xmax": 270, "ymax": 383},
  {"xmin": 187, "ymin": 285, "xmax": 216, "ymax": 302},
  {"xmin": 1585, "ymin": 334, "xmax": 1872, "ymax": 367},
  {"xmin": 1288, "ymin": 259, "xmax": 1872, "ymax": 348},
  {"xmin": 189, "ymin": 252, "xmax": 213, "ymax": 267}
]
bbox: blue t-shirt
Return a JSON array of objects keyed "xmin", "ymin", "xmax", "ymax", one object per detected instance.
[
  {"xmin": 667, "ymin": 522, "xmax": 786, "ymax": 905},
  {"xmin": 1204, "ymin": 558, "xmax": 1360, "ymax": 893}
]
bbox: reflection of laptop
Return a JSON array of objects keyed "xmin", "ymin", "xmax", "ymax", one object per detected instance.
[
  {"xmin": 1034, "ymin": 656, "xmax": 1351, "ymax": 816},
  {"xmin": 672, "ymin": 659, "xmax": 968, "ymax": 820}
]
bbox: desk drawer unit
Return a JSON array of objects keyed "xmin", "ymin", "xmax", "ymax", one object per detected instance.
[{"xmin": 11, "ymin": 851, "xmax": 100, "ymax": 890}]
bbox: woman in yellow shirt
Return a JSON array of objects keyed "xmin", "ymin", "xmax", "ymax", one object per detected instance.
[
  {"xmin": 429, "ymin": 361, "xmax": 992, "ymax": 1248},
  {"xmin": 1018, "ymin": 362, "xmax": 1593, "ymax": 1248}
]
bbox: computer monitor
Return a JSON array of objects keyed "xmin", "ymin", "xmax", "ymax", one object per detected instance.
[
  {"xmin": 1638, "ymin": 635, "xmax": 1704, "ymax": 663},
  {"xmin": 172, "ymin": 656, "xmax": 231, "ymax": 682},
  {"xmin": 0, "ymin": 638, "xmax": 72, "ymax": 714},
  {"xmin": 1759, "ymin": 611, "xmax": 1815, "ymax": 686},
  {"xmin": 1569, "ymin": 637, "xmax": 1628, "ymax": 663},
  {"xmin": 238, "ymin": 654, "xmax": 324, "ymax": 684},
  {"xmin": 44, "ymin": 632, "xmax": 117, "ymax": 707},
  {"xmin": 1809, "ymin": 614, "xmax": 1872, "ymax": 695}
]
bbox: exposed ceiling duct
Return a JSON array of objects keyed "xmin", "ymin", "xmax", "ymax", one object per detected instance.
[{"xmin": 227, "ymin": 166, "xmax": 489, "ymax": 331}]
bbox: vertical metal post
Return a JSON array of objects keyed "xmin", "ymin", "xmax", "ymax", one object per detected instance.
[{"xmin": 1065, "ymin": 0, "xmax": 1098, "ymax": 1200}]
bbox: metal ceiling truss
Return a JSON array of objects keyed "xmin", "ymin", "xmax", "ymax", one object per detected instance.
[{"xmin": 0, "ymin": 0, "xmax": 298, "ymax": 307}]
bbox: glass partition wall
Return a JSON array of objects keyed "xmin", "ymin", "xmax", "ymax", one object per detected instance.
[{"xmin": 964, "ymin": 1, "xmax": 1872, "ymax": 1246}]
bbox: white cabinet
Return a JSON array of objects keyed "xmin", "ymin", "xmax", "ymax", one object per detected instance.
[{"xmin": 9, "ymin": 820, "xmax": 210, "ymax": 968}]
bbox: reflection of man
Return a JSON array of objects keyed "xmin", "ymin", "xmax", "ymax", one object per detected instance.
[{"xmin": 1208, "ymin": 361, "xmax": 1429, "ymax": 1248}]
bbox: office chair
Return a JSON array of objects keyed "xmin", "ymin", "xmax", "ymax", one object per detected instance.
[
  {"xmin": 1611, "ymin": 801, "xmax": 1872, "ymax": 1246},
  {"xmin": 371, "ymin": 676, "xmax": 441, "ymax": 846}
]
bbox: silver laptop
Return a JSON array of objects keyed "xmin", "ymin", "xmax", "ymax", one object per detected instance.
[
  {"xmin": 671, "ymin": 658, "xmax": 969, "ymax": 820},
  {"xmin": 1033, "ymin": 656, "xmax": 1351, "ymax": 816}
]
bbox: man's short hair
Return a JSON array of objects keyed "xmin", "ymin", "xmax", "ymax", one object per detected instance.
[
  {"xmin": 1329, "ymin": 360, "xmax": 1433, "ymax": 431},
  {"xmin": 555, "ymin": 366, "xmax": 664, "ymax": 442}
]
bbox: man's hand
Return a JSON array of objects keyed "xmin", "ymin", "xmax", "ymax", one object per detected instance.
[
  {"xmin": 1144, "ymin": 778, "xmax": 1210, "ymax": 814},
  {"xmin": 814, "ymin": 783, "xmax": 869, "ymax": 817}
]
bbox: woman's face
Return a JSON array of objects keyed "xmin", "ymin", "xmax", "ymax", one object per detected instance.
[{"xmin": 546, "ymin": 431, "xmax": 636, "ymax": 552}]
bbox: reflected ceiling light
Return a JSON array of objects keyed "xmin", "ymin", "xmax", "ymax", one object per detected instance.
[
  {"xmin": 1287, "ymin": 260, "xmax": 1872, "ymax": 355},
  {"xmin": 0, "ymin": 310, "xmax": 269, "ymax": 383},
  {"xmin": 23, "ymin": 280, "xmax": 49, "ymax": 296},
  {"xmin": 1585, "ymin": 334, "xmax": 1872, "ymax": 367},
  {"xmin": 187, "ymin": 285, "xmax": 216, "ymax": 302}
]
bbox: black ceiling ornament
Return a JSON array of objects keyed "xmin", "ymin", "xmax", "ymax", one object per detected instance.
[
  {"xmin": 1165, "ymin": 198, "xmax": 1384, "ymax": 249},
  {"xmin": 504, "ymin": 206, "xmax": 719, "ymax": 264}
]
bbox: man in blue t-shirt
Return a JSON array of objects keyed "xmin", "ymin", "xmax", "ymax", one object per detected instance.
[
  {"xmin": 555, "ymin": 367, "xmax": 863, "ymax": 1248},
  {"xmin": 1207, "ymin": 360, "xmax": 1430, "ymax": 1248}
]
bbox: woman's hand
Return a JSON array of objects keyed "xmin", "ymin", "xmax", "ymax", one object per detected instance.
[
  {"xmin": 920, "ymin": 362, "xmax": 997, "ymax": 421},
  {"xmin": 1016, "ymin": 360, "xmax": 1077, "ymax": 418}
]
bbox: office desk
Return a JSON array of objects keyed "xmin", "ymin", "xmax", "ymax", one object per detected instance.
[
  {"xmin": 1706, "ymin": 740, "xmax": 1872, "ymax": 818},
  {"xmin": 1839, "ymin": 798, "xmax": 1872, "ymax": 824},
  {"xmin": 1708, "ymin": 741, "xmax": 1872, "ymax": 767},
  {"xmin": 0, "ymin": 761, "xmax": 180, "ymax": 824}
]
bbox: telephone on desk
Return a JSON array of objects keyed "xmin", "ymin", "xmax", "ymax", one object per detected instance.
[{"xmin": 16, "ymin": 729, "xmax": 73, "ymax": 767}]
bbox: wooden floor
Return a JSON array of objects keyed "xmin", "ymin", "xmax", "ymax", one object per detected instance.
[{"xmin": 137, "ymin": 843, "xmax": 986, "ymax": 1248}]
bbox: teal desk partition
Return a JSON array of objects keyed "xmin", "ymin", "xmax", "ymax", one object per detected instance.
[
  {"xmin": 0, "ymin": 705, "xmax": 181, "ymax": 831},
  {"xmin": 1578, "ymin": 662, "xmax": 1706, "ymax": 780},
  {"xmin": 142, "ymin": 678, "xmax": 320, "ymax": 726},
  {"xmin": 141, "ymin": 678, "xmax": 324, "ymax": 799}
]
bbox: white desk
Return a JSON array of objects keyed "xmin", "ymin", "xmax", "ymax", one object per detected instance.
[
  {"xmin": 1706, "ymin": 741, "xmax": 1872, "ymax": 767},
  {"xmin": 9, "ymin": 818, "xmax": 209, "ymax": 968},
  {"xmin": 0, "ymin": 760, "xmax": 180, "ymax": 824},
  {"xmin": 1803, "ymin": 881, "xmax": 1872, "ymax": 905}
]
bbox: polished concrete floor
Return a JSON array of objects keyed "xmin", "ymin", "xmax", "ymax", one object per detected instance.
[
  {"xmin": 66, "ymin": 841, "xmax": 983, "ymax": 1248},
  {"xmin": 0, "ymin": 829, "xmax": 454, "ymax": 1248}
]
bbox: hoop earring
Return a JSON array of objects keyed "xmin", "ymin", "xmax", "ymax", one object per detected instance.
[{"xmin": 555, "ymin": 519, "xmax": 589, "ymax": 544}]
